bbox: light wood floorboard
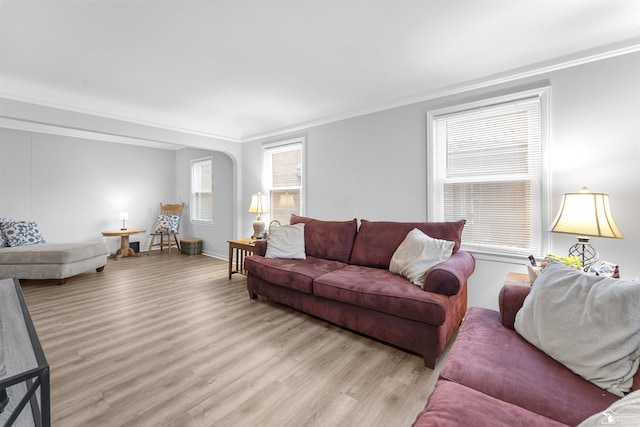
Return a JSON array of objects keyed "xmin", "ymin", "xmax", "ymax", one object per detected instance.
[{"xmin": 20, "ymin": 252, "xmax": 442, "ymax": 426}]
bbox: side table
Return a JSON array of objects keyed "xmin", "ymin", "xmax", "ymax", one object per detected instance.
[
  {"xmin": 101, "ymin": 228, "xmax": 147, "ymax": 260},
  {"xmin": 228, "ymin": 238, "xmax": 255, "ymax": 279},
  {"xmin": 505, "ymin": 272, "xmax": 530, "ymax": 287},
  {"xmin": 0, "ymin": 278, "xmax": 50, "ymax": 427}
]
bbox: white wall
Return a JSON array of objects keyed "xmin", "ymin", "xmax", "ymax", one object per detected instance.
[
  {"xmin": 175, "ymin": 147, "xmax": 236, "ymax": 258},
  {"xmin": 0, "ymin": 128, "xmax": 176, "ymax": 253},
  {"xmin": 1, "ymin": 96, "xmax": 243, "ymax": 256},
  {"xmin": 548, "ymin": 54, "xmax": 640, "ymax": 283},
  {"xmin": 241, "ymin": 52, "xmax": 640, "ymax": 310},
  {"xmin": 0, "ymin": 129, "xmax": 238, "ymax": 258}
]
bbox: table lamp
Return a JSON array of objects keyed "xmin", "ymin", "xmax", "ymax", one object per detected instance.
[
  {"xmin": 549, "ymin": 187, "xmax": 623, "ymax": 271},
  {"xmin": 119, "ymin": 212, "xmax": 129, "ymax": 230},
  {"xmin": 279, "ymin": 192, "xmax": 295, "ymax": 212},
  {"xmin": 248, "ymin": 192, "xmax": 268, "ymax": 239}
]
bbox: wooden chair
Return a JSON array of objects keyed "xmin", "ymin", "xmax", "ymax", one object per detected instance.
[{"xmin": 148, "ymin": 203, "xmax": 184, "ymax": 255}]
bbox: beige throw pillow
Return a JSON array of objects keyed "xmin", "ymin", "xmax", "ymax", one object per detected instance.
[
  {"xmin": 515, "ymin": 262, "xmax": 640, "ymax": 397},
  {"xmin": 265, "ymin": 223, "xmax": 306, "ymax": 260},
  {"xmin": 389, "ymin": 228, "xmax": 454, "ymax": 288}
]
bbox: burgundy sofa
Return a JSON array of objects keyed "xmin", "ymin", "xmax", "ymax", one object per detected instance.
[
  {"xmin": 413, "ymin": 284, "xmax": 640, "ymax": 426},
  {"xmin": 244, "ymin": 215, "xmax": 475, "ymax": 368}
]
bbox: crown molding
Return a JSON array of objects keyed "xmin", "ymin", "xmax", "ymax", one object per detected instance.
[
  {"xmin": 0, "ymin": 116, "xmax": 186, "ymax": 151},
  {"xmin": 2, "ymin": 39, "xmax": 638, "ymax": 146},
  {"xmin": 241, "ymin": 38, "xmax": 640, "ymax": 142},
  {"xmin": 0, "ymin": 88, "xmax": 242, "ymax": 144}
]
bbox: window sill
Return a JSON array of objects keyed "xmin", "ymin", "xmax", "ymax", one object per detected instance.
[
  {"xmin": 464, "ymin": 248, "xmax": 543, "ymax": 266},
  {"xmin": 190, "ymin": 220, "xmax": 214, "ymax": 227}
]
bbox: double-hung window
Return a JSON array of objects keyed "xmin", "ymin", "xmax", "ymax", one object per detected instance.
[
  {"xmin": 262, "ymin": 139, "xmax": 304, "ymax": 225},
  {"xmin": 427, "ymin": 88, "xmax": 550, "ymax": 257},
  {"xmin": 190, "ymin": 156, "xmax": 213, "ymax": 224}
]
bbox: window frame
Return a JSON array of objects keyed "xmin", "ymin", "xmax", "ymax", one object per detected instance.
[
  {"xmin": 426, "ymin": 87, "xmax": 551, "ymax": 259},
  {"xmin": 190, "ymin": 156, "xmax": 214, "ymax": 225},
  {"xmin": 262, "ymin": 137, "xmax": 305, "ymax": 225}
]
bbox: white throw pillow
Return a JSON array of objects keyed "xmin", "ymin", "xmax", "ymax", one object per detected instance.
[
  {"xmin": 265, "ymin": 223, "xmax": 306, "ymax": 259},
  {"xmin": 389, "ymin": 228, "xmax": 455, "ymax": 288},
  {"xmin": 515, "ymin": 262, "xmax": 640, "ymax": 397}
]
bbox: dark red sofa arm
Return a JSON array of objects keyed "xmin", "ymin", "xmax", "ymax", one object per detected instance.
[
  {"xmin": 254, "ymin": 239, "xmax": 267, "ymax": 256},
  {"xmin": 499, "ymin": 284, "xmax": 531, "ymax": 330},
  {"xmin": 422, "ymin": 250, "xmax": 475, "ymax": 296}
]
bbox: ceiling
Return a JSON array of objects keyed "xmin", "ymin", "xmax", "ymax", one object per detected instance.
[{"xmin": 1, "ymin": 0, "xmax": 639, "ymax": 143}]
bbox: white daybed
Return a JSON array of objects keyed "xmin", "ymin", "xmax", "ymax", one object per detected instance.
[{"xmin": 0, "ymin": 242, "xmax": 108, "ymax": 285}]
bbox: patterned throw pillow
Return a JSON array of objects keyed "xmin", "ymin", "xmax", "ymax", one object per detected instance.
[
  {"xmin": 0, "ymin": 220, "xmax": 46, "ymax": 247},
  {"xmin": 0, "ymin": 217, "xmax": 14, "ymax": 247},
  {"xmin": 155, "ymin": 214, "xmax": 180, "ymax": 233}
]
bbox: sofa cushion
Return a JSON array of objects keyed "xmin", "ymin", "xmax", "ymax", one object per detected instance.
[
  {"xmin": 1, "ymin": 220, "xmax": 46, "ymax": 247},
  {"xmin": 349, "ymin": 219, "xmax": 465, "ymax": 269},
  {"xmin": 515, "ymin": 261, "xmax": 640, "ymax": 397},
  {"xmin": 313, "ymin": 265, "xmax": 448, "ymax": 325},
  {"xmin": 265, "ymin": 223, "xmax": 306, "ymax": 259},
  {"xmin": 412, "ymin": 380, "xmax": 569, "ymax": 427},
  {"xmin": 389, "ymin": 228, "xmax": 454, "ymax": 287},
  {"xmin": 0, "ymin": 242, "xmax": 109, "ymax": 264},
  {"xmin": 440, "ymin": 307, "xmax": 618, "ymax": 426},
  {"xmin": 290, "ymin": 215, "xmax": 357, "ymax": 263},
  {"xmin": 244, "ymin": 255, "xmax": 347, "ymax": 294}
]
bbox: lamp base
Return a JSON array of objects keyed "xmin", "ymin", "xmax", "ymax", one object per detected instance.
[
  {"xmin": 252, "ymin": 216, "xmax": 266, "ymax": 240},
  {"xmin": 568, "ymin": 237, "xmax": 599, "ymax": 272}
]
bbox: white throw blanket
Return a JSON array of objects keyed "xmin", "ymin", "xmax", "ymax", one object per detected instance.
[{"xmin": 515, "ymin": 262, "xmax": 640, "ymax": 397}]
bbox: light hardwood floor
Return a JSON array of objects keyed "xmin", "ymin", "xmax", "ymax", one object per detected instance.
[{"xmin": 20, "ymin": 252, "xmax": 442, "ymax": 427}]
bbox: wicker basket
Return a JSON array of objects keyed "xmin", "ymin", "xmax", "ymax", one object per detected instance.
[{"xmin": 180, "ymin": 238, "xmax": 202, "ymax": 255}]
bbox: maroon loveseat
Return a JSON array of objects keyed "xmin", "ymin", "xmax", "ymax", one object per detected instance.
[
  {"xmin": 244, "ymin": 215, "xmax": 475, "ymax": 368},
  {"xmin": 413, "ymin": 284, "xmax": 640, "ymax": 426}
]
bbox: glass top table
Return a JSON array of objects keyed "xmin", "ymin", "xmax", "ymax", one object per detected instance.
[{"xmin": 0, "ymin": 278, "xmax": 50, "ymax": 427}]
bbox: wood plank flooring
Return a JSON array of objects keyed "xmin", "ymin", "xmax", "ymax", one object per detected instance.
[{"xmin": 19, "ymin": 252, "xmax": 441, "ymax": 426}]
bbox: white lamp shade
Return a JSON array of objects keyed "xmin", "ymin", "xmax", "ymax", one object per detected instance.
[
  {"xmin": 279, "ymin": 193, "xmax": 295, "ymax": 210},
  {"xmin": 550, "ymin": 189, "xmax": 623, "ymax": 239},
  {"xmin": 119, "ymin": 212, "xmax": 129, "ymax": 221},
  {"xmin": 248, "ymin": 193, "xmax": 269, "ymax": 214}
]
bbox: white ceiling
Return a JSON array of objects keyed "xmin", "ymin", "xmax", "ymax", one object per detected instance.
[{"xmin": 1, "ymin": 0, "xmax": 639, "ymax": 142}]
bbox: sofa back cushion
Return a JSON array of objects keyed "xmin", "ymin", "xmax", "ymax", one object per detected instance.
[
  {"xmin": 289, "ymin": 214, "xmax": 358, "ymax": 263},
  {"xmin": 349, "ymin": 219, "xmax": 465, "ymax": 269}
]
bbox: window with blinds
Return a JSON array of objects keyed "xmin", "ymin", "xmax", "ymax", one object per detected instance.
[
  {"xmin": 190, "ymin": 157, "xmax": 213, "ymax": 224},
  {"xmin": 428, "ymin": 88, "xmax": 550, "ymax": 257},
  {"xmin": 263, "ymin": 139, "xmax": 304, "ymax": 225}
]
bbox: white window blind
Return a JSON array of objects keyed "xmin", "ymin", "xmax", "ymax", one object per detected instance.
[
  {"xmin": 190, "ymin": 157, "xmax": 213, "ymax": 223},
  {"xmin": 429, "ymin": 89, "xmax": 549, "ymax": 257},
  {"xmin": 263, "ymin": 139, "xmax": 304, "ymax": 225}
]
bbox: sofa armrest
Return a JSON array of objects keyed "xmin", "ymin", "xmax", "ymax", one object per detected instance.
[
  {"xmin": 422, "ymin": 250, "xmax": 475, "ymax": 296},
  {"xmin": 254, "ymin": 239, "xmax": 267, "ymax": 257},
  {"xmin": 499, "ymin": 285, "xmax": 531, "ymax": 330}
]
